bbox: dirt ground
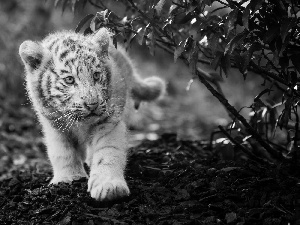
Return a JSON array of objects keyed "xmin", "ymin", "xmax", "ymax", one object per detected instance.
[{"xmin": 1, "ymin": 99, "xmax": 300, "ymax": 225}]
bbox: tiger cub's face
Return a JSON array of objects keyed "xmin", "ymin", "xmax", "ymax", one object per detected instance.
[
  {"xmin": 19, "ymin": 29, "xmax": 112, "ymax": 123},
  {"xmin": 48, "ymin": 40, "xmax": 110, "ymax": 120}
]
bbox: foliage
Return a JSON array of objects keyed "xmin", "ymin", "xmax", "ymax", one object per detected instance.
[{"xmin": 55, "ymin": 0, "xmax": 300, "ymax": 163}]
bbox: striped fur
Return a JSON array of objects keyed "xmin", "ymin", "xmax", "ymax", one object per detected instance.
[{"xmin": 19, "ymin": 28, "xmax": 165, "ymax": 201}]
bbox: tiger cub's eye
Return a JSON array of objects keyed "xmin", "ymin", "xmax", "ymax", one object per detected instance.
[
  {"xmin": 64, "ymin": 76, "xmax": 75, "ymax": 85},
  {"xmin": 93, "ymin": 72, "xmax": 101, "ymax": 82}
]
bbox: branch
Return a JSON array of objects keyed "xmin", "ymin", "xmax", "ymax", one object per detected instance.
[
  {"xmin": 195, "ymin": 66, "xmax": 281, "ymax": 159},
  {"xmin": 218, "ymin": 125, "xmax": 273, "ymax": 165},
  {"xmin": 249, "ymin": 61, "xmax": 288, "ymax": 86}
]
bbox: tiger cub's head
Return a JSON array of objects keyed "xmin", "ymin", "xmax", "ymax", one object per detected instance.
[{"xmin": 19, "ymin": 28, "xmax": 115, "ymax": 124}]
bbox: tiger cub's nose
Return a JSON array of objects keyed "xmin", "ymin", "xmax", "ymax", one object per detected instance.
[{"xmin": 84, "ymin": 102, "xmax": 98, "ymax": 112}]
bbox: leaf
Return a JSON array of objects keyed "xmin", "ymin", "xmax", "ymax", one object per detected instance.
[
  {"xmin": 174, "ymin": 12, "xmax": 194, "ymax": 24},
  {"xmin": 113, "ymin": 35, "xmax": 118, "ymax": 49},
  {"xmin": 254, "ymin": 89, "xmax": 273, "ymax": 102},
  {"xmin": 75, "ymin": 14, "xmax": 94, "ymax": 33},
  {"xmin": 124, "ymin": 31, "xmax": 136, "ymax": 50},
  {"xmin": 278, "ymin": 98, "xmax": 292, "ymax": 129},
  {"xmin": 209, "ymin": 33, "xmax": 221, "ymax": 54},
  {"xmin": 186, "ymin": 1, "xmax": 198, "ymax": 14},
  {"xmin": 90, "ymin": 10, "xmax": 108, "ymax": 32},
  {"xmin": 203, "ymin": 0, "xmax": 213, "ymax": 6},
  {"xmin": 251, "ymin": 0, "xmax": 264, "ymax": 12},
  {"xmin": 136, "ymin": 27, "xmax": 145, "ymax": 46},
  {"xmin": 247, "ymin": 42, "xmax": 262, "ymax": 56},
  {"xmin": 279, "ymin": 56, "xmax": 289, "ymax": 71},
  {"xmin": 169, "ymin": 4, "xmax": 179, "ymax": 16},
  {"xmin": 96, "ymin": 9, "xmax": 108, "ymax": 23},
  {"xmin": 242, "ymin": 4, "xmax": 251, "ymax": 30},
  {"xmin": 189, "ymin": 45, "xmax": 199, "ymax": 75},
  {"xmin": 155, "ymin": 0, "xmax": 166, "ymax": 16},
  {"xmin": 280, "ymin": 17, "xmax": 297, "ymax": 43},
  {"xmin": 240, "ymin": 50, "xmax": 251, "ymax": 78},
  {"xmin": 134, "ymin": 100, "xmax": 141, "ymax": 110},
  {"xmin": 224, "ymin": 30, "xmax": 248, "ymax": 55},
  {"xmin": 280, "ymin": 33, "xmax": 290, "ymax": 56},
  {"xmin": 174, "ymin": 41, "xmax": 185, "ymax": 63},
  {"xmin": 291, "ymin": 54, "xmax": 300, "ymax": 74},
  {"xmin": 233, "ymin": 50, "xmax": 250, "ymax": 79},
  {"xmin": 278, "ymin": 110, "xmax": 289, "ymax": 129},
  {"xmin": 264, "ymin": 26, "xmax": 280, "ymax": 44},
  {"xmin": 146, "ymin": 30, "xmax": 156, "ymax": 56},
  {"xmin": 183, "ymin": 36, "xmax": 193, "ymax": 52},
  {"xmin": 83, "ymin": 27, "xmax": 93, "ymax": 36},
  {"xmin": 224, "ymin": 8, "xmax": 238, "ymax": 37},
  {"xmin": 290, "ymin": 71, "xmax": 297, "ymax": 86},
  {"xmin": 220, "ymin": 53, "xmax": 231, "ymax": 77},
  {"xmin": 211, "ymin": 52, "xmax": 222, "ymax": 70},
  {"xmin": 207, "ymin": 71, "xmax": 224, "ymax": 82}
]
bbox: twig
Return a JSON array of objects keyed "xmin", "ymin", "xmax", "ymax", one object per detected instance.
[
  {"xmin": 250, "ymin": 61, "xmax": 288, "ymax": 86},
  {"xmin": 215, "ymin": 0, "xmax": 230, "ymax": 7},
  {"xmin": 218, "ymin": 125, "xmax": 273, "ymax": 165},
  {"xmin": 210, "ymin": 6, "xmax": 228, "ymax": 14},
  {"xmin": 250, "ymin": 61, "xmax": 300, "ymax": 98},
  {"xmin": 262, "ymin": 51, "xmax": 287, "ymax": 77}
]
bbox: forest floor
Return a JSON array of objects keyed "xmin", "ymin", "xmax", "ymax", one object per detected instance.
[{"xmin": 1, "ymin": 99, "xmax": 300, "ymax": 225}]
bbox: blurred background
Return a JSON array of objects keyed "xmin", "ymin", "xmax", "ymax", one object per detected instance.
[{"xmin": 0, "ymin": 0, "xmax": 265, "ymax": 145}]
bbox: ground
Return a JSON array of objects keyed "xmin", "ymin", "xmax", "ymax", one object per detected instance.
[{"xmin": 1, "ymin": 99, "xmax": 300, "ymax": 225}]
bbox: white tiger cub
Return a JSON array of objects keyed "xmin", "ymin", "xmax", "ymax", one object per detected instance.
[{"xmin": 19, "ymin": 28, "xmax": 165, "ymax": 201}]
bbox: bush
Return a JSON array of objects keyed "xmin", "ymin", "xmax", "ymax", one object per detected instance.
[{"xmin": 48, "ymin": 0, "xmax": 300, "ymax": 163}]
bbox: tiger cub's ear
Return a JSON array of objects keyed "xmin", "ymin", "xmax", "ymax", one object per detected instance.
[
  {"xmin": 19, "ymin": 41, "xmax": 45, "ymax": 71},
  {"xmin": 91, "ymin": 28, "xmax": 111, "ymax": 57}
]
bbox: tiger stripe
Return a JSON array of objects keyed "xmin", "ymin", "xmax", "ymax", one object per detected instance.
[
  {"xmin": 47, "ymin": 38, "xmax": 60, "ymax": 50},
  {"xmin": 59, "ymin": 49, "xmax": 70, "ymax": 61}
]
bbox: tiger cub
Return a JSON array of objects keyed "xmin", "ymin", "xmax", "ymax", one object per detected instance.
[{"xmin": 19, "ymin": 28, "xmax": 165, "ymax": 201}]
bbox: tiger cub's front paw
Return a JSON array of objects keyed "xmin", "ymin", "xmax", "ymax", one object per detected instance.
[{"xmin": 87, "ymin": 175, "xmax": 130, "ymax": 201}]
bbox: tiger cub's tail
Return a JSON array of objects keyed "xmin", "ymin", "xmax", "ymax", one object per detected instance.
[
  {"xmin": 131, "ymin": 76, "xmax": 165, "ymax": 109},
  {"xmin": 131, "ymin": 76, "xmax": 166, "ymax": 102}
]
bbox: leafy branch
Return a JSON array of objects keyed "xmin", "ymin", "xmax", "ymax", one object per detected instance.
[{"xmin": 58, "ymin": 0, "xmax": 300, "ymax": 163}]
